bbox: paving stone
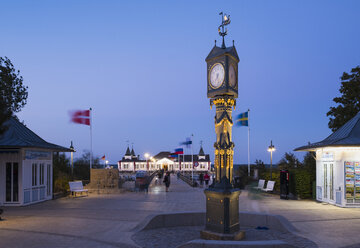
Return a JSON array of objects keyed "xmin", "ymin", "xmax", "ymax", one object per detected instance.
[{"xmin": 1, "ymin": 175, "xmax": 360, "ymax": 247}]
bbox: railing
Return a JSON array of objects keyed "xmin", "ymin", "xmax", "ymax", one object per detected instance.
[
  {"xmin": 134, "ymin": 170, "xmax": 159, "ymax": 191},
  {"xmin": 179, "ymin": 173, "xmax": 198, "ymax": 187},
  {"xmin": 148, "ymin": 171, "xmax": 158, "ymax": 183}
]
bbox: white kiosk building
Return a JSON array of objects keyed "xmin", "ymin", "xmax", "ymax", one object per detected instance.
[
  {"xmin": 295, "ymin": 112, "xmax": 360, "ymax": 207},
  {"xmin": 118, "ymin": 147, "xmax": 211, "ymax": 172},
  {"xmin": 0, "ymin": 117, "xmax": 71, "ymax": 206}
]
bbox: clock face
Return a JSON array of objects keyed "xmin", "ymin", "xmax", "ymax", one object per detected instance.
[
  {"xmin": 209, "ymin": 63, "xmax": 225, "ymax": 89},
  {"xmin": 229, "ymin": 64, "xmax": 236, "ymax": 87}
]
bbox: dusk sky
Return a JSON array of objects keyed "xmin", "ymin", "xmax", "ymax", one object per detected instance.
[{"xmin": 1, "ymin": 0, "xmax": 360, "ymax": 164}]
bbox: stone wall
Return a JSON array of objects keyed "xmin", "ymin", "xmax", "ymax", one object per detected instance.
[{"xmin": 87, "ymin": 168, "xmax": 119, "ymax": 189}]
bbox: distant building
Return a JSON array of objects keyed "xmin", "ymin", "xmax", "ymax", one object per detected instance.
[
  {"xmin": 295, "ymin": 112, "xmax": 360, "ymax": 207},
  {"xmin": 118, "ymin": 146, "xmax": 211, "ymax": 172},
  {"xmin": 0, "ymin": 117, "xmax": 71, "ymax": 206}
]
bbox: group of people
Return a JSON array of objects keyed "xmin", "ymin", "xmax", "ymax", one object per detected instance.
[
  {"xmin": 155, "ymin": 171, "xmax": 171, "ymax": 192},
  {"xmin": 157, "ymin": 171, "xmax": 212, "ymax": 192},
  {"xmin": 198, "ymin": 172, "xmax": 210, "ymax": 187}
]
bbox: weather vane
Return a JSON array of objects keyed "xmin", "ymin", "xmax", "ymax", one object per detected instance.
[{"xmin": 218, "ymin": 12, "xmax": 231, "ymax": 48}]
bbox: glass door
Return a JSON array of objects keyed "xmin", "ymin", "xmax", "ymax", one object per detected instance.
[
  {"xmin": 323, "ymin": 163, "xmax": 328, "ymax": 200},
  {"xmin": 323, "ymin": 163, "xmax": 334, "ymax": 202},
  {"xmin": 6, "ymin": 162, "xmax": 19, "ymax": 203},
  {"xmin": 329, "ymin": 164, "xmax": 334, "ymax": 202}
]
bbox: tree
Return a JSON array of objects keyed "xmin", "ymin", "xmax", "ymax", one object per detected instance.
[
  {"xmin": 327, "ymin": 66, "xmax": 360, "ymax": 132},
  {"xmin": 73, "ymin": 150, "xmax": 101, "ymax": 180},
  {"xmin": 53, "ymin": 153, "xmax": 71, "ymax": 194},
  {"xmin": 302, "ymin": 152, "xmax": 316, "ymax": 172},
  {"xmin": 254, "ymin": 159, "xmax": 265, "ymax": 166},
  {"xmin": 278, "ymin": 152, "xmax": 301, "ymax": 170},
  {"xmin": 0, "ymin": 57, "xmax": 28, "ymax": 134}
]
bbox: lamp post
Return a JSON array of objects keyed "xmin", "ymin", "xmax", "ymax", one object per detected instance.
[
  {"xmin": 267, "ymin": 140, "xmax": 276, "ymax": 180},
  {"xmin": 70, "ymin": 141, "xmax": 74, "ymax": 179},
  {"xmin": 144, "ymin": 153, "xmax": 150, "ymax": 171},
  {"xmin": 105, "ymin": 160, "xmax": 109, "ymax": 168}
]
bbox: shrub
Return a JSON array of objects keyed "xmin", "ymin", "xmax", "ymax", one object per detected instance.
[
  {"xmin": 262, "ymin": 170, "xmax": 280, "ymax": 192},
  {"xmin": 291, "ymin": 169, "xmax": 313, "ymax": 199},
  {"xmin": 54, "ymin": 172, "xmax": 70, "ymax": 194}
]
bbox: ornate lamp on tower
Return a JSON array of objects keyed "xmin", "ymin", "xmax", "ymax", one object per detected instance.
[{"xmin": 201, "ymin": 13, "xmax": 244, "ymax": 240}]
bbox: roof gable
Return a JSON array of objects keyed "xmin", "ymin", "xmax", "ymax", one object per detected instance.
[
  {"xmin": 125, "ymin": 146, "xmax": 131, "ymax": 156},
  {"xmin": 295, "ymin": 112, "xmax": 360, "ymax": 151},
  {"xmin": 156, "ymin": 158, "xmax": 174, "ymax": 164},
  {"xmin": 205, "ymin": 45, "xmax": 239, "ymax": 62},
  {"xmin": 0, "ymin": 117, "xmax": 71, "ymax": 151}
]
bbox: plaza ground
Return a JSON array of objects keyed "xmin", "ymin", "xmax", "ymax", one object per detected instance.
[{"xmin": 1, "ymin": 175, "xmax": 360, "ymax": 248}]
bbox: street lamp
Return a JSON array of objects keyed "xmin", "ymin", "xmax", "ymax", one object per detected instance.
[
  {"xmin": 70, "ymin": 141, "xmax": 75, "ymax": 179},
  {"xmin": 144, "ymin": 153, "xmax": 150, "ymax": 171},
  {"xmin": 267, "ymin": 140, "xmax": 276, "ymax": 180},
  {"xmin": 105, "ymin": 160, "xmax": 109, "ymax": 168}
]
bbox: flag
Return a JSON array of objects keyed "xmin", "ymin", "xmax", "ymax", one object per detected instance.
[
  {"xmin": 70, "ymin": 110, "xmax": 90, "ymax": 126},
  {"xmin": 101, "ymin": 155, "xmax": 105, "ymax": 160},
  {"xmin": 180, "ymin": 138, "xmax": 192, "ymax": 148},
  {"xmin": 175, "ymin": 148, "xmax": 184, "ymax": 154},
  {"xmin": 236, "ymin": 111, "xmax": 248, "ymax": 127},
  {"xmin": 169, "ymin": 153, "xmax": 178, "ymax": 158}
]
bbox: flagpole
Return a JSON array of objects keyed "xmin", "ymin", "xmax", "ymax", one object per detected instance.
[
  {"xmin": 90, "ymin": 107, "xmax": 93, "ymax": 170},
  {"xmin": 191, "ymin": 134, "xmax": 194, "ymax": 186},
  {"xmin": 248, "ymin": 109, "xmax": 250, "ymax": 177}
]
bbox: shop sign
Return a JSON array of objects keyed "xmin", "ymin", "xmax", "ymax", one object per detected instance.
[
  {"xmin": 322, "ymin": 152, "xmax": 334, "ymax": 161},
  {"xmin": 25, "ymin": 150, "xmax": 51, "ymax": 160}
]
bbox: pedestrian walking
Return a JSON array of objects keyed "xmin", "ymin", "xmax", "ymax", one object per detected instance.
[
  {"xmin": 204, "ymin": 172, "xmax": 210, "ymax": 187},
  {"xmin": 163, "ymin": 172, "xmax": 171, "ymax": 192},
  {"xmin": 199, "ymin": 173, "xmax": 204, "ymax": 187}
]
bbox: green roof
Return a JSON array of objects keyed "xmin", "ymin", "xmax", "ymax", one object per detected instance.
[{"xmin": 0, "ymin": 117, "xmax": 72, "ymax": 152}]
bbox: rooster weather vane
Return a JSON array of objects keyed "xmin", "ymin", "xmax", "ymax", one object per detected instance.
[{"xmin": 218, "ymin": 12, "xmax": 231, "ymax": 49}]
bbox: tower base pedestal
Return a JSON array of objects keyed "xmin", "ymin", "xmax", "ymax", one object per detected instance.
[
  {"xmin": 202, "ymin": 180, "xmax": 243, "ymax": 240},
  {"xmin": 200, "ymin": 229, "xmax": 245, "ymax": 241}
]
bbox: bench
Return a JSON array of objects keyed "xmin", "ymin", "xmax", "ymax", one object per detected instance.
[
  {"xmin": 69, "ymin": 181, "xmax": 88, "ymax": 197},
  {"xmin": 253, "ymin": 179, "xmax": 265, "ymax": 190},
  {"xmin": 261, "ymin": 180, "xmax": 275, "ymax": 192}
]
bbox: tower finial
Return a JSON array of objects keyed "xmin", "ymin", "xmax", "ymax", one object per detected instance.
[{"xmin": 218, "ymin": 12, "xmax": 231, "ymax": 49}]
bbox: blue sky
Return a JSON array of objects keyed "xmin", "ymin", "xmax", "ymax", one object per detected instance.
[{"xmin": 1, "ymin": 0, "xmax": 360, "ymax": 164}]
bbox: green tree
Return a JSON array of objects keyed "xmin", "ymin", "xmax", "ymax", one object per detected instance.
[
  {"xmin": 327, "ymin": 66, "xmax": 360, "ymax": 132},
  {"xmin": 0, "ymin": 57, "xmax": 28, "ymax": 134},
  {"xmin": 278, "ymin": 152, "xmax": 301, "ymax": 170},
  {"xmin": 73, "ymin": 150, "xmax": 101, "ymax": 180},
  {"xmin": 53, "ymin": 153, "xmax": 71, "ymax": 194},
  {"xmin": 53, "ymin": 152, "xmax": 70, "ymax": 178},
  {"xmin": 303, "ymin": 152, "xmax": 316, "ymax": 174},
  {"xmin": 254, "ymin": 159, "xmax": 265, "ymax": 166}
]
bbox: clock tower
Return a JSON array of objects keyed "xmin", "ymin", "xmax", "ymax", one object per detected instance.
[
  {"xmin": 206, "ymin": 42, "xmax": 239, "ymax": 99},
  {"xmin": 201, "ymin": 13, "xmax": 244, "ymax": 241}
]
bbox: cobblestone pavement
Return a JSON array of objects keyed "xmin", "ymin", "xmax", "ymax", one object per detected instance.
[
  {"xmin": 1, "ymin": 175, "xmax": 360, "ymax": 247},
  {"xmin": 132, "ymin": 225, "xmax": 317, "ymax": 248}
]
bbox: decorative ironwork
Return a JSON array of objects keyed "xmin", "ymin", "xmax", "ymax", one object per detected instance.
[{"xmin": 218, "ymin": 12, "xmax": 231, "ymax": 48}]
